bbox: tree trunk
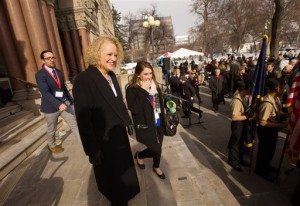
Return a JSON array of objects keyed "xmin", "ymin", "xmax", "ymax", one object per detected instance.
[{"xmin": 270, "ymin": 0, "xmax": 284, "ymax": 57}]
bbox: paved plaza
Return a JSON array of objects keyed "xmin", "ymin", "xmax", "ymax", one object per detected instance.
[{"xmin": 0, "ymin": 85, "xmax": 298, "ymax": 206}]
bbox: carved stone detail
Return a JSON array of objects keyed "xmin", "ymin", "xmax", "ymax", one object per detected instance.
[
  {"xmin": 46, "ymin": 0, "xmax": 56, "ymax": 7},
  {"xmin": 55, "ymin": 0, "xmax": 112, "ymax": 34}
]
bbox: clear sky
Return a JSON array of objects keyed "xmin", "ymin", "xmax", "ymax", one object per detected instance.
[{"xmin": 110, "ymin": 0, "xmax": 197, "ymax": 36}]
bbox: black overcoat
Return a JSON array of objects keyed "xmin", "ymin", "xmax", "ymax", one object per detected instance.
[
  {"xmin": 126, "ymin": 86, "xmax": 164, "ymax": 148},
  {"xmin": 209, "ymin": 75, "xmax": 225, "ymax": 105},
  {"xmin": 73, "ymin": 66, "xmax": 140, "ymax": 203}
]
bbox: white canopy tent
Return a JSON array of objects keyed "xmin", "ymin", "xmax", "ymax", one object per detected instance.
[{"xmin": 170, "ymin": 48, "xmax": 204, "ymax": 59}]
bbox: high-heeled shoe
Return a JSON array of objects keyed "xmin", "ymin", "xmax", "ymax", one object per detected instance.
[
  {"xmin": 134, "ymin": 152, "xmax": 145, "ymax": 169},
  {"xmin": 152, "ymin": 167, "xmax": 166, "ymax": 179}
]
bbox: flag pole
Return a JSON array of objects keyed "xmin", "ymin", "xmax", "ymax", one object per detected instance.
[
  {"xmin": 247, "ymin": 35, "xmax": 268, "ymax": 171},
  {"xmin": 276, "ymin": 131, "xmax": 290, "ymax": 180}
]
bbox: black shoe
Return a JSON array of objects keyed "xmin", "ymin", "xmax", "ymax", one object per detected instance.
[
  {"xmin": 134, "ymin": 152, "xmax": 145, "ymax": 169},
  {"xmin": 198, "ymin": 113, "xmax": 203, "ymax": 119},
  {"xmin": 181, "ymin": 115, "xmax": 189, "ymax": 118},
  {"xmin": 213, "ymin": 107, "xmax": 218, "ymax": 113},
  {"xmin": 229, "ymin": 162, "xmax": 243, "ymax": 172},
  {"xmin": 153, "ymin": 167, "xmax": 166, "ymax": 179}
]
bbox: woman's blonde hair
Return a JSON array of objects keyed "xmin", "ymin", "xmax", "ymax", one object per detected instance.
[{"xmin": 84, "ymin": 35, "xmax": 124, "ymax": 68}]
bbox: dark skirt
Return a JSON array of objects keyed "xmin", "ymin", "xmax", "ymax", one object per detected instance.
[{"xmin": 93, "ymin": 128, "xmax": 140, "ymax": 204}]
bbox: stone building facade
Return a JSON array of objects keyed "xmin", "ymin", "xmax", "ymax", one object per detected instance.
[{"xmin": 0, "ymin": 0, "xmax": 114, "ymax": 110}]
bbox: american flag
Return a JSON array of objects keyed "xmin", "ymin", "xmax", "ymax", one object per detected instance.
[{"xmin": 286, "ymin": 71, "xmax": 300, "ymax": 162}]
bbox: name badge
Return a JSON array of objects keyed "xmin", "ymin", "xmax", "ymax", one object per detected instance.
[
  {"xmin": 155, "ymin": 112, "xmax": 159, "ymax": 120},
  {"xmin": 55, "ymin": 91, "xmax": 63, "ymax": 98}
]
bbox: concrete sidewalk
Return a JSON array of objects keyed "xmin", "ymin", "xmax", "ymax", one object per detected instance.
[{"xmin": 0, "ymin": 122, "xmax": 238, "ymax": 206}]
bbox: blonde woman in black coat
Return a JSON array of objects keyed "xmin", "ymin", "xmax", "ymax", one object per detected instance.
[
  {"xmin": 126, "ymin": 61, "xmax": 166, "ymax": 180},
  {"xmin": 73, "ymin": 36, "xmax": 140, "ymax": 206}
]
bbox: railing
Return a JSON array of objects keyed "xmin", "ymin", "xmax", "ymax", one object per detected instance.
[
  {"xmin": 0, "ymin": 73, "xmax": 37, "ymax": 88},
  {"xmin": 159, "ymin": 83, "xmax": 204, "ymax": 128}
]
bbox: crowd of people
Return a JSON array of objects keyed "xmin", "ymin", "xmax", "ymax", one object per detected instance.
[
  {"xmin": 34, "ymin": 33, "xmax": 300, "ymax": 205},
  {"xmin": 167, "ymin": 51, "xmax": 299, "ymax": 185}
]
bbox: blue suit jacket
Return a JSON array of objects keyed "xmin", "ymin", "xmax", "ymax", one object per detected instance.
[{"xmin": 35, "ymin": 67, "xmax": 73, "ymax": 113}]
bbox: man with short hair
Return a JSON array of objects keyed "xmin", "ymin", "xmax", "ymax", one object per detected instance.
[
  {"xmin": 265, "ymin": 62, "xmax": 276, "ymax": 80},
  {"xmin": 255, "ymin": 78, "xmax": 287, "ymax": 181},
  {"xmin": 169, "ymin": 66, "xmax": 181, "ymax": 108},
  {"xmin": 35, "ymin": 50, "xmax": 80, "ymax": 153},
  {"xmin": 227, "ymin": 80, "xmax": 252, "ymax": 172},
  {"xmin": 209, "ymin": 68, "xmax": 225, "ymax": 112}
]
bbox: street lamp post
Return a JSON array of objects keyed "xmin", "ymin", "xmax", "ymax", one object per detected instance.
[{"xmin": 143, "ymin": 15, "xmax": 160, "ymax": 66}]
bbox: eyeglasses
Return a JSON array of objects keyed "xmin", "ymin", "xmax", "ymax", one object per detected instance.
[{"xmin": 44, "ymin": 57, "xmax": 56, "ymax": 60}]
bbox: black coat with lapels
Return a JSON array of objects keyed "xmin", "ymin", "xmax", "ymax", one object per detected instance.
[
  {"xmin": 126, "ymin": 85, "xmax": 165, "ymax": 148},
  {"xmin": 73, "ymin": 66, "xmax": 140, "ymax": 203}
]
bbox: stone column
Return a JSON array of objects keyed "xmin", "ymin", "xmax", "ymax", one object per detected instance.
[
  {"xmin": 0, "ymin": 2, "xmax": 26, "ymax": 92},
  {"xmin": 78, "ymin": 28, "xmax": 89, "ymax": 56},
  {"xmin": 47, "ymin": 1, "xmax": 70, "ymax": 81},
  {"xmin": 61, "ymin": 30, "xmax": 78, "ymax": 78},
  {"xmin": 19, "ymin": 0, "xmax": 49, "ymax": 69},
  {"xmin": 2, "ymin": 0, "xmax": 38, "ymax": 84},
  {"xmin": 39, "ymin": 0, "xmax": 62, "ymax": 70},
  {"xmin": 70, "ymin": 29, "xmax": 85, "ymax": 71}
]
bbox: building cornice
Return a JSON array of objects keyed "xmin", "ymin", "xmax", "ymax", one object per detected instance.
[{"xmin": 56, "ymin": 7, "xmax": 99, "ymax": 32}]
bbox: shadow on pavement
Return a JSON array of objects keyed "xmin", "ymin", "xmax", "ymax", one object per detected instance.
[{"xmin": 177, "ymin": 85, "xmax": 298, "ymax": 205}]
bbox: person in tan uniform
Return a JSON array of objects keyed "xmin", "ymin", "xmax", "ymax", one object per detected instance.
[
  {"xmin": 255, "ymin": 78, "xmax": 287, "ymax": 181},
  {"xmin": 227, "ymin": 80, "xmax": 252, "ymax": 172}
]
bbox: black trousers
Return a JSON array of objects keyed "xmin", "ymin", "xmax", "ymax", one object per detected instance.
[
  {"xmin": 255, "ymin": 126, "xmax": 278, "ymax": 173},
  {"xmin": 227, "ymin": 121, "xmax": 244, "ymax": 166},
  {"xmin": 182, "ymin": 100, "xmax": 202, "ymax": 117},
  {"xmin": 138, "ymin": 128, "xmax": 163, "ymax": 168}
]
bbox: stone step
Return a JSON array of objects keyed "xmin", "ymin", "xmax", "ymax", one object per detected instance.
[
  {"xmin": 0, "ymin": 104, "xmax": 22, "ymax": 120},
  {"xmin": 0, "ymin": 118, "xmax": 63, "ymax": 181},
  {"xmin": 0, "ymin": 115, "xmax": 45, "ymax": 154},
  {"xmin": 0, "ymin": 111, "xmax": 34, "ymax": 135}
]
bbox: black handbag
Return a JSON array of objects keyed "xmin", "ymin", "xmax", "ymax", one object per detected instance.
[{"xmin": 163, "ymin": 110, "xmax": 179, "ymax": 136}]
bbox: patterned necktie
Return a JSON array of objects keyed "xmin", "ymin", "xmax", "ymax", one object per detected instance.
[{"xmin": 52, "ymin": 69, "xmax": 57, "ymax": 79}]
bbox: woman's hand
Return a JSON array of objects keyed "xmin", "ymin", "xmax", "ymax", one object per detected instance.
[{"xmin": 140, "ymin": 79, "xmax": 152, "ymax": 91}]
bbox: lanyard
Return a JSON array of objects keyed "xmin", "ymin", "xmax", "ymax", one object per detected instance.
[{"xmin": 44, "ymin": 66, "xmax": 61, "ymax": 89}]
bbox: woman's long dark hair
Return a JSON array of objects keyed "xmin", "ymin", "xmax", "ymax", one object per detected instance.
[{"xmin": 126, "ymin": 61, "xmax": 159, "ymax": 88}]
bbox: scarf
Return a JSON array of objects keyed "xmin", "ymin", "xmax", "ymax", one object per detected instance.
[
  {"xmin": 147, "ymin": 81, "xmax": 161, "ymax": 126},
  {"xmin": 149, "ymin": 80, "xmax": 158, "ymax": 96}
]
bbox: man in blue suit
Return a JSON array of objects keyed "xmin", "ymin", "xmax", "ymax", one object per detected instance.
[{"xmin": 36, "ymin": 50, "xmax": 80, "ymax": 153}]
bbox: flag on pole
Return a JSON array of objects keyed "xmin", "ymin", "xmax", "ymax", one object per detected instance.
[
  {"xmin": 249, "ymin": 35, "xmax": 268, "ymax": 107},
  {"xmin": 285, "ymin": 71, "xmax": 300, "ymax": 162},
  {"xmin": 244, "ymin": 35, "xmax": 268, "ymax": 147}
]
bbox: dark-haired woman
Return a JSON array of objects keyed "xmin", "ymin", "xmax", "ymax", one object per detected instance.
[{"xmin": 126, "ymin": 61, "xmax": 166, "ymax": 180}]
